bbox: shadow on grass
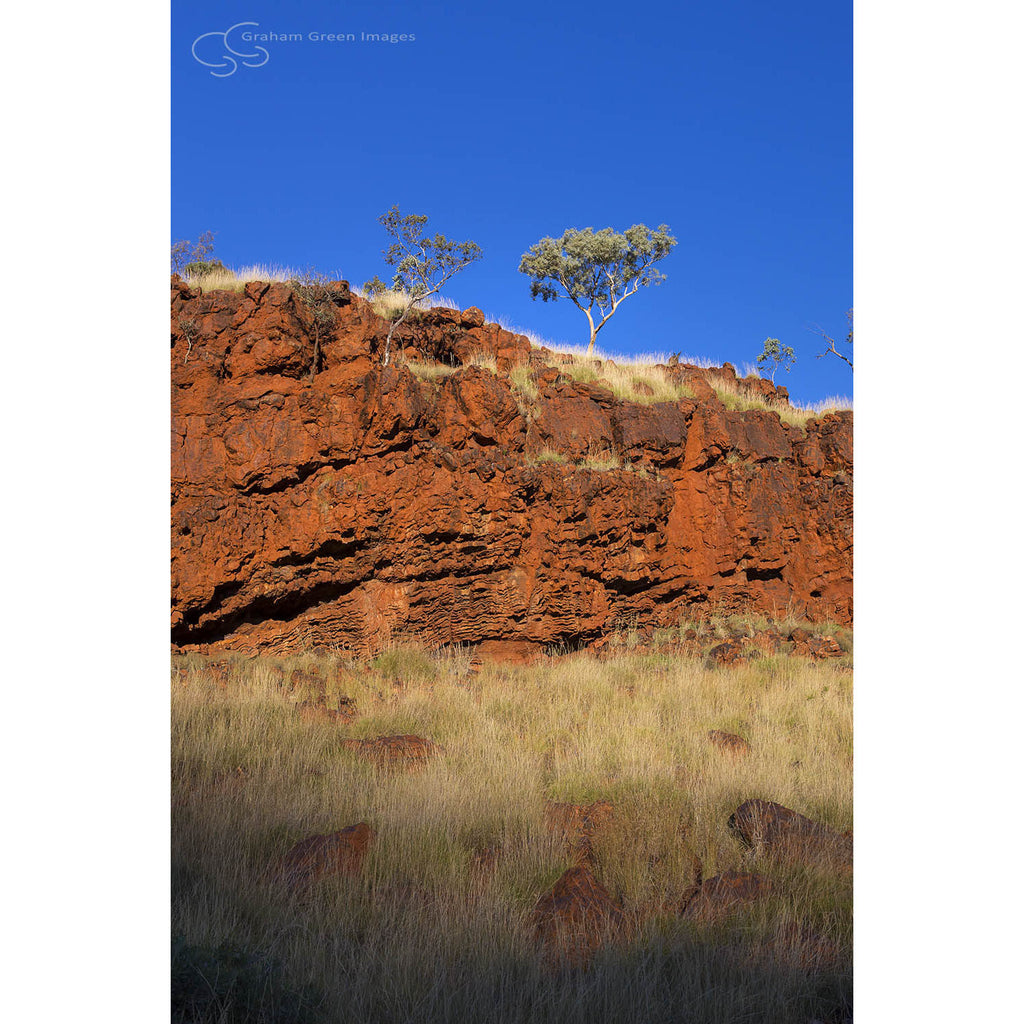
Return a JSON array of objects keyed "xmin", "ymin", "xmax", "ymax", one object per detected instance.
[{"xmin": 172, "ymin": 851, "xmax": 851, "ymax": 1024}]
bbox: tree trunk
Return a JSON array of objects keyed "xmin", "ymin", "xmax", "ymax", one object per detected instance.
[{"xmin": 310, "ymin": 335, "xmax": 320, "ymax": 380}]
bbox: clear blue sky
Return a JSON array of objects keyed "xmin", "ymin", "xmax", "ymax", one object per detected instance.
[{"xmin": 172, "ymin": 0, "xmax": 851, "ymax": 404}]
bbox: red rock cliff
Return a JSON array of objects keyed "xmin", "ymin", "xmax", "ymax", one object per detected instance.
[{"xmin": 171, "ymin": 277, "xmax": 851, "ymax": 654}]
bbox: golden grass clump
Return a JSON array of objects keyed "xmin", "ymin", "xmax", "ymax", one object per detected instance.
[
  {"xmin": 550, "ymin": 349, "xmax": 695, "ymax": 405},
  {"xmin": 508, "ymin": 363, "xmax": 540, "ymax": 420},
  {"xmin": 525, "ymin": 448, "xmax": 568, "ymax": 466},
  {"xmin": 365, "ymin": 288, "xmax": 461, "ymax": 320},
  {"xmin": 479, "ymin": 331, "xmax": 847, "ymax": 426},
  {"xmin": 510, "ymin": 331, "xmax": 717, "ymax": 371},
  {"xmin": 465, "ymin": 352, "xmax": 498, "ymax": 372},
  {"xmin": 183, "ymin": 264, "xmax": 300, "ymax": 292},
  {"xmin": 172, "ymin": 633, "xmax": 852, "ymax": 1024},
  {"xmin": 370, "ymin": 288, "xmax": 416, "ymax": 320},
  {"xmin": 404, "ymin": 360, "xmax": 458, "ymax": 382},
  {"xmin": 578, "ymin": 449, "xmax": 622, "ymax": 472},
  {"xmin": 710, "ymin": 377, "xmax": 852, "ymax": 429},
  {"xmin": 403, "ymin": 353, "xmax": 497, "ymax": 383}
]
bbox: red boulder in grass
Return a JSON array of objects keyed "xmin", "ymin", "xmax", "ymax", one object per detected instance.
[
  {"xmin": 274, "ymin": 822, "xmax": 374, "ymax": 891},
  {"xmin": 707, "ymin": 730, "xmax": 751, "ymax": 756},
  {"xmin": 681, "ymin": 871, "xmax": 772, "ymax": 923},
  {"xmin": 705, "ymin": 640, "xmax": 751, "ymax": 668},
  {"xmin": 729, "ymin": 800, "xmax": 852, "ymax": 869},
  {"xmin": 531, "ymin": 864, "xmax": 628, "ymax": 968}
]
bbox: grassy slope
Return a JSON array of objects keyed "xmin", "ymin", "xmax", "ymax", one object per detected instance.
[{"xmin": 172, "ymin": 630, "xmax": 852, "ymax": 1024}]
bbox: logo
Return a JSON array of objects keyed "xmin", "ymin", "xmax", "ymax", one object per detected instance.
[{"xmin": 192, "ymin": 22, "xmax": 270, "ymax": 77}]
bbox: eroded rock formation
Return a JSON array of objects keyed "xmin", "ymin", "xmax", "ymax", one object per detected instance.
[{"xmin": 171, "ymin": 277, "xmax": 852, "ymax": 654}]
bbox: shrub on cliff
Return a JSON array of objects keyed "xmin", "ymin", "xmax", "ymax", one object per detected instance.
[
  {"xmin": 287, "ymin": 270, "xmax": 345, "ymax": 379},
  {"xmin": 171, "ymin": 230, "xmax": 216, "ymax": 274},
  {"xmin": 368, "ymin": 206, "xmax": 483, "ymax": 366},
  {"xmin": 362, "ymin": 274, "xmax": 388, "ymax": 298},
  {"xmin": 182, "ymin": 258, "xmax": 227, "ymax": 278},
  {"xmin": 518, "ymin": 224, "xmax": 677, "ymax": 354}
]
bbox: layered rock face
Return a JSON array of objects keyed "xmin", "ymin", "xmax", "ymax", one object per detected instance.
[{"xmin": 171, "ymin": 277, "xmax": 851, "ymax": 654}]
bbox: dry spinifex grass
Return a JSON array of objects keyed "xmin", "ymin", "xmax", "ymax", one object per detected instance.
[{"xmin": 172, "ymin": 640, "xmax": 852, "ymax": 1024}]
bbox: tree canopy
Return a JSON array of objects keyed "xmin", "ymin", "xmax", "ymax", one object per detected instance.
[
  {"xmin": 518, "ymin": 224, "xmax": 677, "ymax": 352},
  {"xmin": 756, "ymin": 337, "xmax": 796, "ymax": 383}
]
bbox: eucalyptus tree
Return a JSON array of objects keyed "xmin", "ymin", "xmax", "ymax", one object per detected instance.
[
  {"xmin": 756, "ymin": 337, "xmax": 796, "ymax": 383},
  {"xmin": 518, "ymin": 223, "xmax": 677, "ymax": 353},
  {"xmin": 371, "ymin": 206, "xmax": 482, "ymax": 366}
]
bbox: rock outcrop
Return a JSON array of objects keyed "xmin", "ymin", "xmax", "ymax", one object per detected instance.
[{"xmin": 171, "ymin": 277, "xmax": 852, "ymax": 654}]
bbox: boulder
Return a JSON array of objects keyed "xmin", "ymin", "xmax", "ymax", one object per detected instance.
[
  {"xmin": 273, "ymin": 822, "xmax": 373, "ymax": 890},
  {"xmin": 475, "ymin": 639, "xmax": 545, "ymax": 665},
  {"xmin": 531, "ymin": 864, "xmax": 628, "ymax": 968},
  {"xmin": 705, "ymin": 640, "xmax": 751, "ymax": 668},
  {"xmin": 297, "ymin": 695, "xmax": 357, "ymax": 724},
  {"xmin": 707, "ymin": 730, "xmax": 751, "ymax": 756},
  {"xmin": 681, "ymin": 871, "xmax": 771, "ymax": 923},
  {"xmin": 729, "ymin": 800, "xmax": 852, "ymax": 869}
]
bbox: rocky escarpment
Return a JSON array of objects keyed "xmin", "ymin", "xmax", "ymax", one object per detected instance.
[{"xmin": 171, "ymin": 276, "xmax": 851, "ymax": 655}]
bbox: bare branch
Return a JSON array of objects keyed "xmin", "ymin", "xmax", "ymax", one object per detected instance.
[{"xmin": 810, "ymin": 310, "xmax": 853, "ymax": 370}]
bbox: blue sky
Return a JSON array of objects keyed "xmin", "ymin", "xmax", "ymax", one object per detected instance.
[{"xmin": 173, "ymin": 0, "xmax": 851, "ymax": 403}]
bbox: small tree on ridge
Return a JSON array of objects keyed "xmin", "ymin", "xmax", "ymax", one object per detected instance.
[
  {"xmin": 756, "ymin": 337, "xmax": 796, "ymax": 383},
  {"xmin": 171, "ymin": 230, "xmax": 216, "ymax": 275},
  {"xmin": 518, "ymin": 224, "xmax": 677, "ymax": 353},
  {"xmin": 370, "ymin": 206, "xmax": 482, "ymax": 366}
]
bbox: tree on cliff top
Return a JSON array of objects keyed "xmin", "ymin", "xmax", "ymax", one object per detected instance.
[
  {"xmin": 756, "ymin": 337, "xmax": 796, "ymax": 383},
  {"xmin": 171, "ymin": 230, "xmax": 216, "ymax": 275},
  {"xmin": 370, "ymin": 206, "xmax": 482, "ymax": 366},
  {"xmin": 518, "ymin": 224, "xmax": 677, "ymax": 354}
]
